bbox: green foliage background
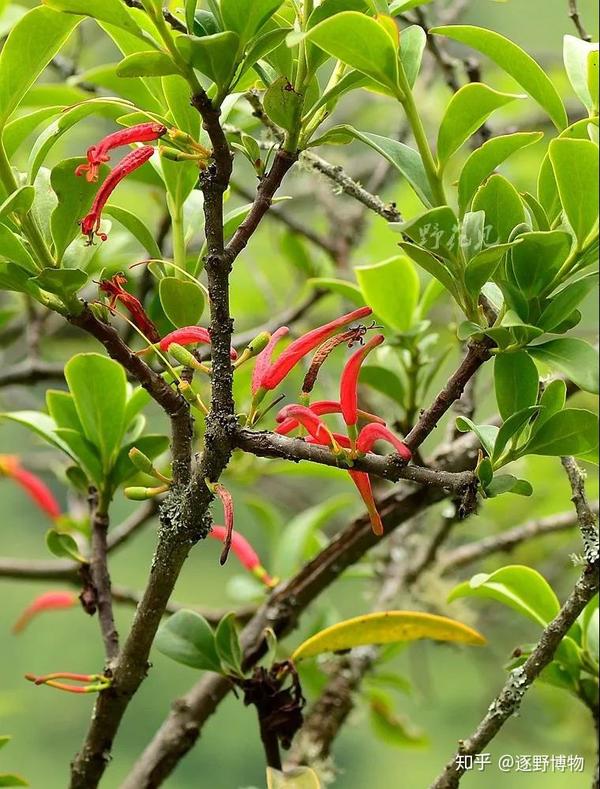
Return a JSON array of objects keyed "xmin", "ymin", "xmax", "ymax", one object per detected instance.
[{"xmin": 0, "ymin": 0, "xmax": 598, "ymax": 787}]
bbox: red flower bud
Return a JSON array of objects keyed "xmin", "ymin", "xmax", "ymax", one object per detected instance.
[
  {"xmin": 0, "ymin": 455, "xmax": 61, "ymax": 519},
  {"xmin": 209, "ymin": 526, "xmax": 275, "ymax": 586},
  {"xmin": 25, "ymin": 671, "xmax": 111, "ymax": 694},
  {"xmin": 340, "ymin": 334, "xmax": 385, "ymax": 427},
  {"xmin": 158, "ymin": 326, "xmax": 238, "ymax": 359},
  {"xmin": 207, "ymin": 482, "xmax": 235, "ymax": 565},
  {"xmin": 259, "ymin": 307, "xmax": 373, "ymax": 391},
  {"xmin": 75, "ymin": 122, "xmax": 166, "ymax": 182},
  {"xmin": 12, "ymin": 591, "xmax": 77, "ymax": 634},
  {"xmin": 98, "ymin": 273, "xmax": 160, "ymax": 343},
  {"xmin": 80, "ymin": 145, "xmax": 155, "ymax": 244},
  {"xmin": 275, "ymin": 400, "xmax": 385, "ymax": 435},
  {"xmin": 251, "ymin": 326, "xmax": 289, "ymax": 395},
  {"xmin": 356, "ymin": 423, "xmax": 412, "ymax": 462}
]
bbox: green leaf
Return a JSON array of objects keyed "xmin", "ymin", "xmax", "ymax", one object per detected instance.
[
  {"xmin": 400, "ymin": 25, "xmax": 426, "ymax": 88},
  {"xmin": 263, "ymin": 75, "xmax": 303, "ymax": 134},
  {"xmin": 431, "ymin": 25, "xmax": 568, "ymax": 130},
  {"xmin": 458, "ymin": 132, "xmax": 543, "ymax": 215},
  {"xmin": 463, "ymin": 242, "xmax": 516, "ymax": 294},
  {"xmin": 394, "ymin": 206, "xmax": 459, "ymax": 258},
  {"xmin": 292, "ymin": 611, "xmax": 486, "ymax": 660},
  {"xmin": 355, "ymin": 256, "xmax": 419, "ymax": 332},
  {"xmin": 494, "ymin": 351, "xmax": 539, "ymax": 421},
  {"xmin": 485, "ymin": 474, "xmax": 533, "ymax": 497},
  {"xmin": 300, "ymin": 11, "xmax": 400, "ymax": 96},
  {"xmin": 221, "ymin": 0, "xmax": 283, "ymax": 45},
  {"xmin": 455, "ymin": 416, "xmax": 498, "ymax": 457},
  {"xmin": 532, "ymin": 379, "xmax": 566, "ymax": 436},
  {"xmin": 459, "ymin": 210, "xmax": 486, "ymax": 262},
  {"xmin": 111, "ymin": 434, "xmax": 169, "ymax": 486},
  {"xmin": 0, "ymin": 774, "xmax": 28, "ymax": 787},
  {"xmin": 215, "ymin": 612, "xmax": 243, "ymax": 674},
  {"xmin": 177, "ymin": 31, "xmax": 240, "ymax": 87},
  {"xmin": 50, "ymin": 158, "xmax": 109, "ymax": 261},
  {"xmin": 563, "ymin": 35, "xmax": 598, "ymax": 113},
  {"xmin": 30, "ymin": 268, "xmax": 88, "ymax": 299},
  {"xmin": 524, "ymin": 408, "xmax": 599, "ymax": 457},
  {"xmin": 471, "ymin": 174, "xmax": 527, "ymax": 244},
  {"xmin": 159, "ymin": 277, "xmax": 205, "ymax": 328},
  {"xmin": 527, "ymin": 338, "xmax": 599, "ymax": 394},
  {"xmin": 361, "ymin": 365, "xmax": 405, "ymax": 406},
  {"xmin": 538, "ymin": 275, "xmax": 598, "ymax": 333},
  {"xmin": 116, "ymin": 51, "xmax": 180, "ymax": 78},
  {"xmin": 400, "ymin": 242, "xmax": 459, "ymax": 300},
  {"xmin": 436, "ymin": 83, "xmax": 523, "ymax": 168},
  {"xmin": 54, "ymin": 428, "xmax": 104, "ymax": 484},
  {"xmin": 155, "ymin": 610, "xmax": 221, "ymax": 671},
  {"xmin": 64, "ymin": 353, "xmax": 128, "ymax": 470},
  {"xmin": 508, "ymin": 230, "xmax": 572, "ymax": 298},
  {"xmin": 0, "ymin": 410, "xmax": 75, "ymax": 459},
  {"xmin": 0, "ymin": 6, "xmax": 80, "ymax": 127},
  {"xmin": 103, "ymin": 204, "xmax": 162, "ymax": 259},
  {"xmin": 0, "ymin": 186, "xmax": 35, "ymax": 222},
  {"xmin": 42, "ymin": 0, "xmax": 143, "ymax": 39},
  {"xmin": 448, "ymin": 565, "xmax": 560, "ymax": 627},
  {"xmin": 341, "ymin": 126, "xmax": 434, "ymax": 206},
  {"xmin": 588, "ymin": 49, "xmax": 599, "ymax": 115},
  {"xmin": 549, "ymin": 138, "xmax": 599, "ymax": 248},
  {"xmin": 46, "ymin": 391, "xmax": 81, "ymax": 433},
  {"xmin": 306, "ymin": 277, "xmax": 364, "ymax": 305},
  {"xmin": 0, "ymin": 227, "xmax": 37, "ymax": 273},
  {"xmin": 46, "ymin": 529, "xmax": 86, "ymax": 563},
  {"xmin": 240, "ymin": 27, "xmax": 291, "ymax": 76},
  {"xmin": 368, "ymin": 689, "xmax": 427, "ymax": 747},
  {"xmin": 3, "ymin": 106, "xmax": 64, "ymax": 159},
  {"xmin": 492, "ymin": 406, "xmax": 540, "ymax": 463}
]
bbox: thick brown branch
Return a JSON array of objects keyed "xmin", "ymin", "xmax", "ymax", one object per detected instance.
[{"xmin": 430, "ymin": 564, "xmax": 599, "ymax": 788}]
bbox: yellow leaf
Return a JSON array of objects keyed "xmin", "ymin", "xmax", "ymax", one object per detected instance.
[
  {"xmin": 267, "ymin": 767, "xmax": 321, "ymax": 789},
  {"xmin": 291, "ymin": 611, "xmax": 486, "ymax": 661}
]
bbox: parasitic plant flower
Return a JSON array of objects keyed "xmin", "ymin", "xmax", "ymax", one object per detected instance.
[
  {"xmin": 12, "ymin": 591, "xmax": 77, "ymax": 634},
  {"xmin": 157, "ymin": 326, "xmax": 238, "ymax": 360},
  {"xmin": 0, "ymin": 455, "xmax": 61, "ymax": 520},
  {"xmin": 25, "ymin": 672, "xmax": 111, "ymax": 694},
  {"xmin": 206, "ymin": 481, "xmax": 235, "ymax": 565},
  {"xmin": 98, "ymin": 273, "xmax": 160, "ymax": 343},
  {"xmin": 275, "ymin": 405, "xmax": 340, "ymax": 451},
  {"xmin": 80, "ymin": 145, "xmax": 155, "ymax": 244},
  {"xmin": 251, "ymin": 326, "xmax": 290, "ymax": 395},
  {"xmin": 275, "ymin": 400, "xmax": 385, "ymax": 436},
  {"xmin": 75, "ymin": 122, "xmax": 167, "ymax": 182},
  {"xmin": 339, "ymin": 334, "xmax": 385, "ymax": 433},
  {"xmin": 256, "ymin": 307, "xmax": 373, "ymax": 395},
  {"xmin": 357, "ymin": 423, "xmax": 412, "ymax": 463},
  {"xmin": 209, "ymin": 525, "xmax": 275, "ymax": 586}
]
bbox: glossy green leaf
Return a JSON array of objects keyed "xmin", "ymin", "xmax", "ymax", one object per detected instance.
[
  {"xmin": 394, "ymin": 206, "xmax": 459, "ymax": 258},
  {"xmin": 508, "ymin": 230, "xmax": 572, "ymax": 298},
  {"xmin": 531, "ymin": 379, "xmax": 566, "ymax": 436},
  {"xmin": 221, "ymin": 0, "xmax": 283, "ymax": 45},
  {"xmin": 0, "ymin": 774, "xmax": 28, "ymax": 787},
  {"xmin": 455, "ymin": 416, "xmax": 498, "ymax": 457},
  {"xmin": 400, "ymin": 25, "xmax": 426, "ymax": 88},
  {"xmin": 292, "ymin": 611, "xmax": 486, "ymax": 660},
  {"xmin": 159, "ymin": 277, "xmax": 205, "ymax": 328},
  {"xmin": 341, "ymin": 126, "xmax": 434, "ymax": 206},
  {"xmin": 64, "ymin": 353, "xmax": 128, "ymax": 469},
  {"xmin": 355, "ymin": 256, "xmax": 419, "ymax": 332},
  {"xmin": 42, "ymin": 0, "xmax": 143, "ymax": 39},
  {"xmin": 539, "ymin": 275, "xmax": 598, "ymax": 333},
  {"xmin": 464, "ymin": 242, "xmax": 516, "ymax": 294},
  {"xmin": 0, "ymin": 6, "xmax": 80, "ymax": 126},
  {"xmin": 300, "ymin": 12, "xmax": 400, "ymax": 95},
  {"xmin": 524, "ymin": 408, "xmax": 599, "ymax": 457},
  {"xmin": 155, "ymin": 609, "xmax": 221, "ymax": 671},
  {"xmin": 0, "ymin": 186, "xmax": 35, "ymax": 222},
  {"xmin": 111, "ymin": 434, "xmax": 169, "ymax": 486},
  {"xmin": 485, "ymin": 474, "xmax": 533, "ymax": 498},
  {"xmin": 527, "ymin": 338, "xmax": 599, "ymax": 394},
  {"xmin": 30, "ymin": 268, "xmax": 88, "ymax": 299},
  {"xmin": 102, "ymin": 204, "xmax": 162, "ymax": 259},
  {"xmin": 368, "ymin": 689, "xmax": 427, "ymax": 747},
  {"xmin": 472, "ymin": 174, "xmax": 527, "ymax": 245},
  {"xmin": 46, "ymin": 391, "xmax": 82, "ymax": 433},
  {"xmin": 240, "ymin": 27, "xmax": 291, "ymax": 75},
  {"xmin": 431, "ymin": 25, "xmax": 568, "ymax": 130},
  {"xmin": 448, "ymin": 565, "xmax": 560, "ymax": 627},
  {"xmin": 215, "ymin": 612, "xmax": 243, "ymax": 674},
  {"xmin": 563, "ymin": 35, "xmax": 598, "ymax": 113},
  {"xmin": 458, "ymin": 132, "xmax": 543, "ymax": 215},
  {"xmin": 494, "ymin": 351, "xmax": 539, "ymax": 420},
  {"xmin": 549, "ymin": 138, "xmax": 599, "ymax": 247},
  {"xmin": 46, "ymin": 529, "xmax": 86, "ymax": 563},
  {"xmin": 400, "ymin": 242, "xmax": 459, "ymax": 300},
  {"xmin": 437, "ymin": 83, "xmax": 522, "ymax": 168},
  {"xmin": 263, "ymin": 75, "xmax": 303, "ymax": 134},
  {"xmin": 116, "ymin": 51, "xmax": 180, "ymax": 78},
  {"xmin": 492, "ymin": 406, "xmax": 540, "ymax": 463},
  {"xmin": 177, "ymin": 32, "xmax": 240, "ymax": 87},
  {"xmin": 306, "ymin": 277, "xmax": 365, "ymax": 306},
  {"xmin": 0, "ymin": 226, "xmax": 37, "ymax": 273},
  {"xmin": 361, "ymin": 365, "xmax": 405, "ymax": 406},
  {"xmin": 54, "ymin": 428, "xmax": 104, "ymax": 485},
  {"xmin": 0, "ymin": 411, "xmax": 74, "ymax": 459}
]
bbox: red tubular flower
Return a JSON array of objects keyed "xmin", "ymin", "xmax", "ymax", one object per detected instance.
[
  {"xmin": 357, "ymin": 422, "xmax": 412, "ymax": 463},
  {"xmin": 209, "ymin": 525, "xmax": 275, "ymax": 586},
  {"xmin": 80, "ymin": 145, "xmax": 155, "ymax": 244},
  {"xmin": 305, "ymin": 433, "xmax": 384, "ymax": 536},
  {"xmin": 276, "ymin": 405, "xmax": 337, "ymax": 448},
  {"xmin": 98, "ymin": 273, "xmax": 160, "ymax": 343},
  {"xmin": 75, "ymin": 122, "xmax": 167, "ymax": 183},
  {"xmin": 209, "ymin": 483, "xmax": 235, "ymax": 565},
  {"xmin": 275, "ymin": 400, "xmax": 386, "ymax": 435},
  {"xmin": 251, "ymin": 326, "xmax": 289, "ymax": 395},
  {"xmin": 340, "ymin": 334, "xmax": 385, "ymax": 429},
  {"xmin": 12, "ymin": 591, "xmax": 77, "ymax": 634},
  {"xmin": 25, "ymin": 672, "xmax": 111, "ymax": 694},
  {"xmin": 258, "ymin": 307, "xmax": 373, "ymax": 392},
  {"xmin": 0, "ymin": 455, "xmax": 61, "ymax": 519},
  {"xmin": 158, "ymin": 326, "xmax": 238, "ymax": 360}
]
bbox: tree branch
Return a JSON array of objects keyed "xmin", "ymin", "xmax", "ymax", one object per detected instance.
[
  {"xmin": 561, "ymin": 457, "xmax": 600, "ymax": 565},
  {"xmin": 568, "ymin": 0, "xmax": 592, "ymax": 41},
  {"xmin": 0, "ymin": 360, "xmax": 65, "ymax": 388},
  {"xmin": 123, "ymin": 0, "xmax": 187, "ymax": 33},
  {"xmin": 89, "ymin": 498, "xmax": 119, "ymax": 663}
]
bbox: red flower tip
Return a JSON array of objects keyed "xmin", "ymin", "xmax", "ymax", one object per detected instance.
[
  {"xmin": 260, "ymin": 307, "xmax": 373, "ymax": 392},
  {"xmin": 80, "ymin": 145, "xmax": 155, "ymax": 245},
  {"xmin": 209, "ymin": 525, "xmax": 274, "ymax": 585},
  {"xmin": 25, "ymin": 671, "xmax": 111, "ymax": 694},
  {"xmin": 158, "ymin": 326, "xmax": 238, "ymax": 360},
  {"xmin": 98, "ymin": 272, "xmax": 160, "ymax": 343},
  {"xmin": 208, "ymin": 483, "xmax": 235, "ymax": 565},
  {"xmin": 252, "ymin": 326, "xmax": 290, "ymax": 395},
  {"xmin": 356, "ymin": 423, "xmax": 412, "ymax": 462},
  {"xmin": 12, "ymin": 591, "xmax": 77, "ymax": 634},
  {"xmin": 275, "ymin": 404, "xmax": 337, "ymax": 448},
  {"xmin": 275, "ymin": 400, "xmax": 386, "ymax": 435},
  {"xmin": 75, "ymin": 122, "xmax": 167, "ymax": 183},
  {"xmin": 340, "ymin": 334, "xmax": 385, "ymax": 428},
  {"xmin": 0, "ymin": 455, "xmax": 61, "ymax": 519}
]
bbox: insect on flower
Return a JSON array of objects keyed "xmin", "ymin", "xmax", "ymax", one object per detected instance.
[
  {"xmin": 75, "ymin": 122, "xmax": 167, "ymax": 183},
  {"xmin": 80, "ymin": 145, "xmax": 155, "ymax": 245},
  {"xmin": 0, "ymin": 455, "xmax": 61, "ymax": 520},
  {"xmin": 98, "ymin": 273, "xmax": 160, "ymax": 343}
]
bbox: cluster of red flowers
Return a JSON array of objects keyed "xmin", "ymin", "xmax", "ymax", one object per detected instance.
[{"xmin": 77, "ymin": 123, "xmax": 167, "ymax": 245}]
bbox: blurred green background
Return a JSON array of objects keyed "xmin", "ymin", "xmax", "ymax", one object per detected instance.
[{"xmin": 0, "ymin": 0, "xmax": 598, "ymax": 787}]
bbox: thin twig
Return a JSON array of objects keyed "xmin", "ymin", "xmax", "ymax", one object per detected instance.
[
  {"xmin": 88, "ymin": 498, "xmax": 119, "ymax": 663},
  {"xmin": 561, "ymin": 457, "xmax": 600, "ymax": 564},
  {"xmin": 568, "ymin": 0, "xmax": 592, "ymax": 41},
  {"xmin": 123, "ymin": 0, "xmax": 187, "ymax": 33}
]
